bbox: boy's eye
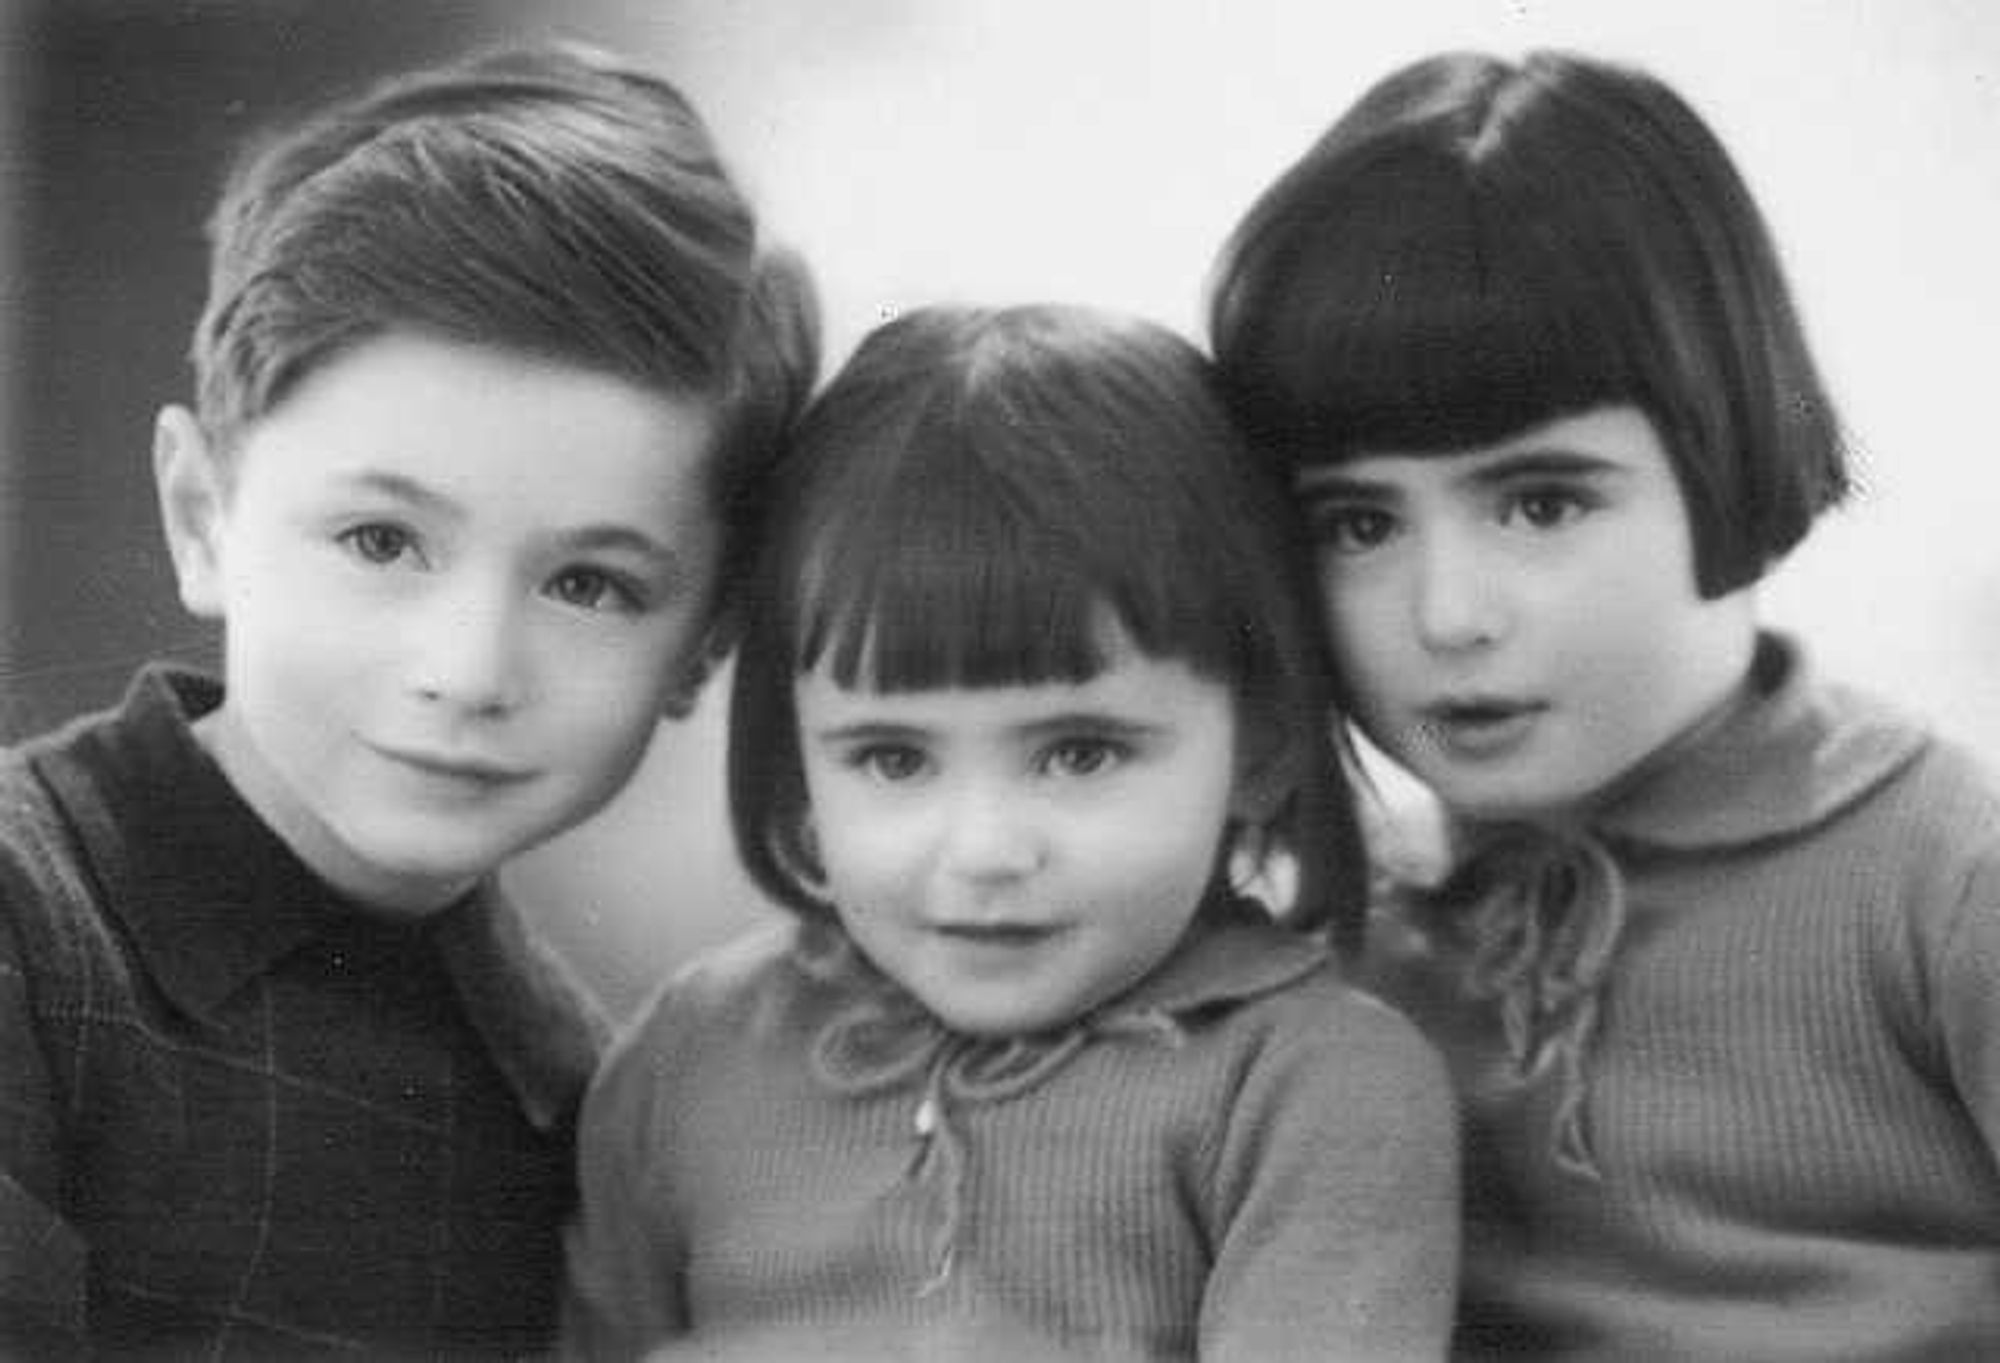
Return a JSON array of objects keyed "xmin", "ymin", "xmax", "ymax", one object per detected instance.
[
  {"xmin": 852, "ymin": 744, "xmax": 930, "ymax": 784},
  {"xmin": 1503, "ymin": 486, "xmax": 1593, "ymax": 530},
  {"xmin": 1312, "ymin": 503, "xmax": 1398, "ymax": 555},
  {"xmin": 338, "ymin": 522, "xmax": 417, "ymax": 566},
  {"xmin": 547, "ymin": 565, "xmax": 640, "ymax": 614},
  {"xmin": 1039, "ymin": 737, "xmax": 1127, "ymax": 778}
]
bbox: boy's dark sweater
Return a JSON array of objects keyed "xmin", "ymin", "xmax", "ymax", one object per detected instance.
[{"xmin": 0, "ymin": 666, "xmax": 607, "ymax": 1359}]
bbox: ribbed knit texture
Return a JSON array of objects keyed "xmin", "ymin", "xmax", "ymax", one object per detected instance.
[
  {"xmin": 1368, "ymin": 636, "xmax": 2000, "ymax": 1361},
  {"xmin": 564, "ymin": 911, "xmax": 1460, "ymax": 1362}
]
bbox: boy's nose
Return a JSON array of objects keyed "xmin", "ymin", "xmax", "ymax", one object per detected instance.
[
  {"xmin": 938, "ymin": 784, "xmax": 1046, "ymax": 883},
  {"xmin": 406, "ymin": 588, "xmax": 528, "ymax": 715},
  {"xmin": 1412, "ymin": 530, "xmax": 1505, "ymax": 652}
]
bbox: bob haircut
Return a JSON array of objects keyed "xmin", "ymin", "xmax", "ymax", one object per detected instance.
[
  {"xmin": 728, "ymin": 303, "xmax": 1367, "ymax": 946},
  {"xmin": 192, "ymin": 41, "xmax": 817, "ymax": 619},
  {"xmin": 1208, "ymin": 49, "xmax": 1848, "ymax": 598}
]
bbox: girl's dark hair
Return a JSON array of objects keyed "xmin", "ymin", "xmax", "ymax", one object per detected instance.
[
  {"xmin": 1209, "ymin": 49, "xmax": 1848, "ymax": 597},
  {"xmin": 728, "ymin": 304, "xmax": 1367, "ymax": 948}
]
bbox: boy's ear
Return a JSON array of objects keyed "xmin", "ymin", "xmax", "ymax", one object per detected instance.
[{"xmin": 153, "ymin": 405, "xmax": 229, "ymax": 619}]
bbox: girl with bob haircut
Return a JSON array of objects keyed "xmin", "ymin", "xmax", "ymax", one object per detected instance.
[
  {"xmin": 564, "ymin": 303, "xmax": 1458, "ymax": 1361},
  {"xmin": 1210, "ymin": 49, "xmax": 2000, "ymax": 1359}
]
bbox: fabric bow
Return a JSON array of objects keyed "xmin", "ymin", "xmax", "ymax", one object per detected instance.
[
  {"xmin": 794, "ymin": 924, "xmax": 1184, "ymax": 1294},
  {"xmin": 1418, "ymin": 823, "xmax": 1627, "ymax": 1178}
]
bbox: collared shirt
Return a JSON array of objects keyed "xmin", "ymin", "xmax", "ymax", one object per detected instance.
[
  {"xmin": 0, "ymin": 666, "xmax": 607, "ymax": 1359},
  {"xmin": 1368, "ymin": 634, "xmax": 2000, "ymax": 1362},
  {"xmin": 566, "ymin": 902, "xmax": 1459, "ymax": 1362}
]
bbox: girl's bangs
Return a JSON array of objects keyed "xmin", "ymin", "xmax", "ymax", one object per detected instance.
[
  {"xmin": 1267, "ymin": 162, "xmax": 1639, "ymax": 458},
  {"xmin": 789, "ymin": 440, "xmax": 1143, "ymax": 693}
]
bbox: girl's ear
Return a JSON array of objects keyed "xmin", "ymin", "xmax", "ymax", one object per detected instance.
[
  {"xmin": 153, "ymin": 405, "xmax": 229, "ymax": 619},
  {"xmin": 1229, "ymin": 740, "xmax": 1292, "ymax": 827}
]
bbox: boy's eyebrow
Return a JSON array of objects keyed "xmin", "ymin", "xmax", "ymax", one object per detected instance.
[
  {"xmin": 338, "ymin": 470, "xmax": 461, "ymax": 517},
  {"xmin": 558, "ymin": 524, "xmax": 685, "ymax": 570},
  {"xmin": 334, "ymin": 471, "xmax": 683, "ymax": 567}
]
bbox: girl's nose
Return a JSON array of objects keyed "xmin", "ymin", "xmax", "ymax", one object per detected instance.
[
  {"xmin": 938, "ymin": 783, "xmax": 1046, "ymax": 883},
  {"xmin": 405, "ymin": 585, "xmax": 528, "ymax": 716},
  {"xmin": 1413, "ymin": 529, "xmax": 1505, "ymax": 652}
]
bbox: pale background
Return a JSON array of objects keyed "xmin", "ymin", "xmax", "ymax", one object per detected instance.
[{"xmin": 3, "ymin": 1, "xmax": 1996, "ymax": 1014}]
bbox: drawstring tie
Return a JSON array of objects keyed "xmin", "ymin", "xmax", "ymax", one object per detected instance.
[
  {"xmin": 798, "ymin": 927, "xmax": 1184, "ymax": 1295},
  {"xmin": 1419, "ymin": 824, "xmax": 1627, "ymax": 1179}
]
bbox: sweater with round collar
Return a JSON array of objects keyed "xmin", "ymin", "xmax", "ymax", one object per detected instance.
[{"xmin": 1368, "ymin": 634, "xmax": 2000, "ymax": 1360}]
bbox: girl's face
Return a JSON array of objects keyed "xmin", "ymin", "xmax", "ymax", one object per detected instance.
[
  {"xmin": 794, "ymin": 622, "xmax": 1244, "ymax": 1036},
  {"xmin": 1303, "ymin": 404, "xmax": 1758, "ymax": 821}
]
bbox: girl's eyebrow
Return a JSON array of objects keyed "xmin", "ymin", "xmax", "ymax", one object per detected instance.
[
  {"xmin": 1294, "ymin": 449, "xmax": 1628, "ymax": 498},
  {"xmin": 1293, "ymin": 467, "xmax": 1397, "ymax": 501},
  {"xmin": 1464, "ymin": 450, "xmax": 1628, "ymax": 485},
  {"xmin": 1014, "ymin": 712, "xmax": 1164, "ymax": 742},
  {"xmin": 807, "ymin": 719, "xmax": 926, "ymax": 745},
  {"xmin": 807, "ymin": 712, "xmax": 1166, "ymax": 744}
]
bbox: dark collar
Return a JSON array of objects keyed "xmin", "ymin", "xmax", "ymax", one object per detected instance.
[{"xmin": 30, "ymin": 664, "xmax": 603, "ymax": 1127}]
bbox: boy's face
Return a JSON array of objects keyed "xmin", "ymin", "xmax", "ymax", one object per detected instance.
[
  {"xmin": 794, "ymin": 625, "xmax": 1242, "ymax": 1036},
  {"xmin": 1299, "ymin": 404, "xmax": 1757, "ymax": 821},
  {"xmin": 157, "ymin": 333, "xmax": 720, "ymax": 915}
]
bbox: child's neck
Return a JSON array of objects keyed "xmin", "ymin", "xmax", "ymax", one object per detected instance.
[
  {"xmin": 1490, "ymin": 635, "xmax": 1763, "ymax": 831},
  {"xmin": 191, "ymin": 707, "xmax": 478, "ymax": 918}
]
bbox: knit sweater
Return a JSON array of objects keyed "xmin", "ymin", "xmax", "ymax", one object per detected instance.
[
  {"xmin": 0, "ymin": 666, "xmax": 607, "ymax": 1358},
  {"xmin": 564, "ymin": 901, "xmax": 1459, "ymax": 1362},
  {"xmin": 1365, "ymin": 635, "xmax": 2000, "ymax": 1361}
]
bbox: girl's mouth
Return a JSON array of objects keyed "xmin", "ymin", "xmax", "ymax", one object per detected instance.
[
  {"xmin": 932, "ymin": 922, "xmax": 1059, "ymax": 946},
  {"xmin": 1419, "ymin": 698, "xmax": 1546, "ymax": 758}
]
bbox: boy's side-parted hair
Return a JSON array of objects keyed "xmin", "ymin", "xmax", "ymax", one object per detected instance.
[
  {"xmin": 192, "ymin": 41, "xmax": 818, "ymax": 616},
  {"xmin": 1208, "ymin": 49, "xmax": 1848, "ymax": 598},
  {"xmin": 728, "ymin": 303, "xmax": 1369, "ymax": 945}
]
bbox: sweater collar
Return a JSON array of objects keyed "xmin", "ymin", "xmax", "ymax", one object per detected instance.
[
  {"xmin": 30, "ymin": 664, "xmax": 601, "ymax": 1127},
  {"xmin": 1479, "ymin": 632, "xmax": 1927, "ymax": 854},
  {"xmin": 796, "ymin": 893, "xmax": 1329, "ymax": 1038},
  {"xmin": 793, "ymin": 900, "xmax": 1327, "ymax": 1295}
]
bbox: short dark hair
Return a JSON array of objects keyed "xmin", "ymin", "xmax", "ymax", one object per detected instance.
[
  {"xmin": 728, "ymin": 303, "xmax": 1367, "ymax": 946},
  {"xmin": 193, "ymin": 41, "xmax": 818, "ymax": 616},
  {"xmin": 1209, "ymin": 50, "xmax": 1848, "ymax": 597}
]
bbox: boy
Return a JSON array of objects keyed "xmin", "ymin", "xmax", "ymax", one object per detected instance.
[{"xmin": 0, "ymin": 43, "xmax": 816, "ymax": 1358}]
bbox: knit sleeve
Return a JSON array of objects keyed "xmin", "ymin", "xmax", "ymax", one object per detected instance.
[
  {"xmin": 1197, "ymin": 984, "xmax": 1459, "ymax": 1363},
  {"xmin": 1934, "ymin": 843, "xmax": 2000, "ymax": 1163},
  {"xmin": 0, "ymin": 787, "xmax": 89, "ymax": 1358},
  {"xmin": 561, "ymin": 982, "xmax": 695, "ymax": 1361}
]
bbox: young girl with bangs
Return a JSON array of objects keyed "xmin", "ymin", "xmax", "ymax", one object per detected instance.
[
  {"xmin": 563, "ymin": 303, "xmax": 1457, "ymax": 1361},
  {"xmin": 1209, "ymin": 49, "xmax": 2000, "ymax": 1360}
]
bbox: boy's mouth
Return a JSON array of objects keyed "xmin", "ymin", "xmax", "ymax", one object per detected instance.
[{"xmin": 371, "ymin": 741, "xmax": 533, "ymax": 785}]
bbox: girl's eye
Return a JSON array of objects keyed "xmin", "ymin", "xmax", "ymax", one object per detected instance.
[
  {"xmin": 338, "ymin": 522, "xmax": 417, "ymax": 566},
  {"xmin": 1313, "ymin": 503, "xmax": 1398, "ymax": 555},
  {"xmin": 547, "ymin": 566, "xmax": 640, "ymax": 614},
  {"xmin": 1039, "ymin": 737, "xmax": 1126, "ymax": 778},
  {"xmin": 1504, "ymin": 486, "xmax": 1592, "ymax": 530},
  {"xmin": 853, "ymin": 744, "xmax": 930, "ymax": 784}
]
